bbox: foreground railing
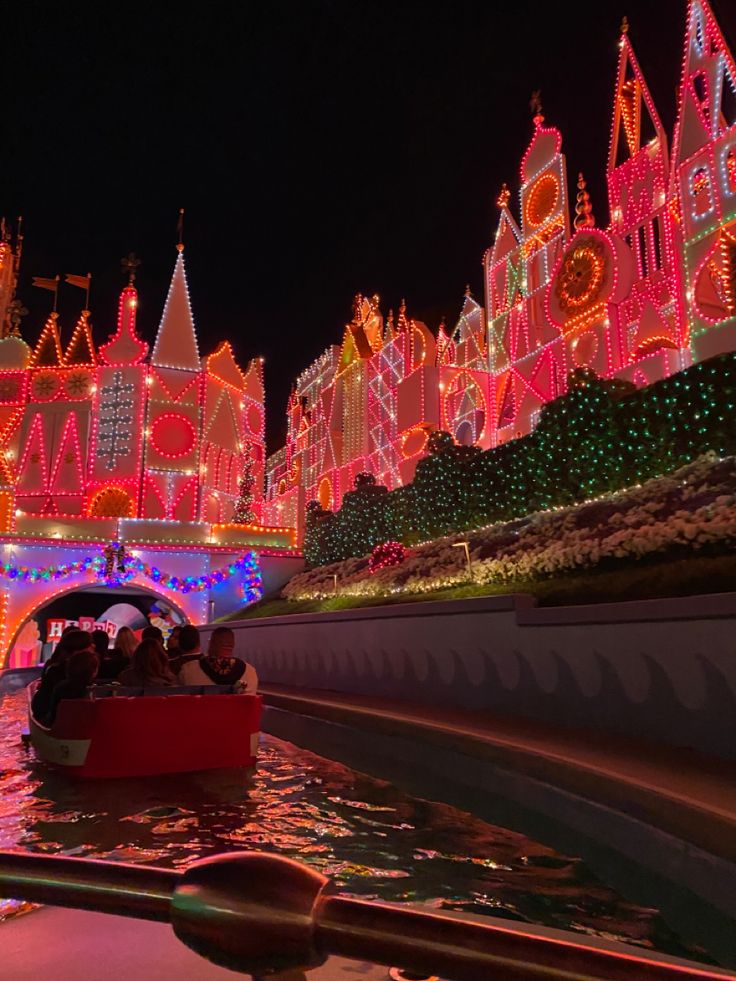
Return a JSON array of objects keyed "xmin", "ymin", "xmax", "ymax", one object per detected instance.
[{"xmin": 0, "ymin": 850, "xmax": 731, "ymax": 980}]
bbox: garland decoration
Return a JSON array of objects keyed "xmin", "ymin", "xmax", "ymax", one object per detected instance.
[{"xmin": 0, "ymin": 547, "xmax": 262, "ymax": 603}]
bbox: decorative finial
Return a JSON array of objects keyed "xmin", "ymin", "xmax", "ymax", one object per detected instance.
[
  {"xmin": 4, "ymin": 298, "xmax": 27, "ymax": 339},
  {"xmin": 530, "ymin": 90, "xmax": 544, "ymax": 124},
  {"xmin": 574, "ymin": 172, "xmax": 596, "ymax": 230},
  {"xmin": 464, "ymin": 283, "xmax": 473, "ymax": 297},
  {"xmin": 620, "ymin": 15, "xmax": 629, "ymax": 35},
  {"xmin": 121, "ymin": 252, "xmax": 141, "ymax": 284},
  {"xmin": 176, "ymin": 208, "xmax": 185, "ymax": 253},
  {"xmin": 496, "ymin": 183, "xmax": 511, "ymax": 209}
]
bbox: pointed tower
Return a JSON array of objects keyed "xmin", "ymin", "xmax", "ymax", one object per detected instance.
[
  {"xmin": 439, "ymin": 289, "xmax": 492, "ymax": 449},
  {"xmin": 484, "ymin": 183, "xmax": 523, "ymax": 443},
  {"xmin": 200, "ymin": 342, "xmax": 265, "ymax": 525},
  {"xmin": 487, "ymin": 98, "xmax": 571, "ymax": 445},
  {"xmin": 671, "ymin": 0, "xmax": 736, "ymax": 361},
  {"xmin": 141, "ymin": 247, "xmax": 202, "ymax": 520},
  {"xmin": 0, "ymin": 224, "xmax": 30, "ymax": 483},
  {"xmin": 87, "ymin": 268, "xmax": 149, "ymax": 519},
  {"xmin": 605, "ymin": 18, "xmax": 683, "ymax": 383}
]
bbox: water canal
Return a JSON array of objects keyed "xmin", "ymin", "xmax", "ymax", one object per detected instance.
[{"xmin": 0, "ymin": 690, "xmax": 720, "ymax": 967}]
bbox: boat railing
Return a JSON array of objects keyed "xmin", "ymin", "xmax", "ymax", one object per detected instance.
[{"xmin": 0, "ymin": 849, "xmax": 732, "ymax": 980}]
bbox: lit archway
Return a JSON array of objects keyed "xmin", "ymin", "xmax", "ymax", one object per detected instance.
[{"xmin": 4, "ymin": 581, "xmax": 190, "ymax": 669}]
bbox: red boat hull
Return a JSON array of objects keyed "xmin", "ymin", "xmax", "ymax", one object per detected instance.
[{"xmin": 28, "ymin": 684, "xmax": 262, "ymax": 778}]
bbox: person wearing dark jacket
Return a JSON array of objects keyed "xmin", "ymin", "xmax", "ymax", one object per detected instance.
[
  {"xmin": 168, "ymin": 624, "xmax": 200, "ymax": 675},
  {"xmin": 46, "ymin": 648, "xmax": 99, "ymax": 725},
  {"xmin": 177, "ymin": 626, "xmax": 257, "ymax": 692},
  {"xmin": 32, "ymin": 630, "xmax": 95, "ymax": 723}
]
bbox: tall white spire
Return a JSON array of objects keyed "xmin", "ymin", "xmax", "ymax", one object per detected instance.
[{"xmin": 151, "ymin": 249, "xmax": 200, "ymax": 371}]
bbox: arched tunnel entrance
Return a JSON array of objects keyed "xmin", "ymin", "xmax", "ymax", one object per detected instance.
[{"xmin": 7, "ymin": 584, "xmax": 189, "ymax": 668}]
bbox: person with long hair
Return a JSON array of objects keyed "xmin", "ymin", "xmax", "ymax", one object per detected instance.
[
  {"xmin": 98, "ymin": 625, "xmax": 136, "ymax": 680},
  {"xmin": 31, "ymin": 629, "xmax": 96, "ymax": 722},
  {"xmin": 119, "ymin": 638, "xmax": 176, "ymax": 688},
  {"xmin": 46, "ymin": 648, "xmax": 99, "ymax": 725}
]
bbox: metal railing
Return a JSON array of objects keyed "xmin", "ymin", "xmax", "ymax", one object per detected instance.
[{"xmin": 0, "ymin": 850, "xmax": 732, "ymax": 980}]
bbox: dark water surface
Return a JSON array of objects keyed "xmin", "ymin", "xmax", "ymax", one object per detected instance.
[{"xmin": 0, "ymin": 691, "xmax": 715, "ymax": 963}]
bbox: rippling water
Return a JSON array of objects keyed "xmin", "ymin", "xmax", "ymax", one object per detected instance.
[{"xmin": 0, "ymin": 691, "xmax": 714, "ymax": 962}]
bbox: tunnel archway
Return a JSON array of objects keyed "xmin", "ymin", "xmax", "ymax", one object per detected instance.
[{"xmin": 5, "ymin": 582, "xmax": 190, "ymax": 669}]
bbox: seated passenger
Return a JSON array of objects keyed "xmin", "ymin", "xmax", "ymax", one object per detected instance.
[
  {"xmin": 98, "ymin": 625, "xmax": 136, "ymax": 680},
  {"xmin": 178, "ymin": 626, "xmax": 257, "ymax": 692},
  {"xmin": 142, "ymin": 625, "xmax": 164, "ymax": 644},
  {"xmin": 46, "ymin": 648, "xmax": 99, "ymax": 725},
  {"xmin": 169, "ymin": 623, "xmax": 201, "ymax": 674},
  {"xmin": 32, "ymin": 629, "xmax": 96, "ymax": 722},
  {"xmin": 118, "ymin": 638, "xmax": 177, "ymax": 688},
  {"xmin": 91, "ymin": 629, "xmax": 110, "ymax": 660},
  {"xmin": 166, "ymin": 624, "xmax": 182, "ymax": 663}
]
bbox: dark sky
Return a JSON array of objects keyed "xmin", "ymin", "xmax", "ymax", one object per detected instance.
[{"xmin": 3, "ymin": 0, "xmax": 736, "ymax": 451}]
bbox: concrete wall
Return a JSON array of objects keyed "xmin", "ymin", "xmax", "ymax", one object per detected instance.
[{"xmin": 200, "ymin": 592, "xmax": 736, "ymax": 759}]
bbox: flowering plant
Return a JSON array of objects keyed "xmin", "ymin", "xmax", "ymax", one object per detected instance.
[
  {"xmin": 368, "ymin": 541, "xmax": 407, "ymax": 574},
  {"xmin": 283, "ymin": 454, "xmax": 736, "ymax": 601}
]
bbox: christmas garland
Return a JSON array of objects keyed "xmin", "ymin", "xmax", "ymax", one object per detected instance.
[{"xmin": 0, "ymin": 549, "xmax": 262, "ymax": 602}]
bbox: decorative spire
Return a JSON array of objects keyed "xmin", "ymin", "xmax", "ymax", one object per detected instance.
[
  {"xmin": 464, "ymin": 283, "xmax": 473, "ymax": 298},
  {"xmin": 620, "ymin": 15, "xmax": 629, "ymax": 35},
  {"xmin": 99, "ymin": 279, "xmax": 148, "ymax": 366},
  {"xmin": 574, "ymin": 172, "xmax": 595, "ymax": 229},
  {"xmin": 396, "ymin": 298, "xmax": 408, "ymax": 332},
  {"xmin": 151, "ymin": 250, "xmax": 200, "ymax": 371},
  {"xmin": 496, "ymin": 183, "xmax": 511, "ymax": 209},
  {"xmin": 121, "ymin": 252, "xmax": 140, "ymax": 285},
  {"xmin": 177, "ymin": 208, "xmax": 185, "ymax": 253},
  {"xmin": 530, "ymin": 90, "xmax": 544, "ymax": 125}
]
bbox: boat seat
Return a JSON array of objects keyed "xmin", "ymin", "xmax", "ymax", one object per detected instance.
[
  {"xmin": 90, "ymin": 684, "xmax": 237, "ymax": 698},
  {"xmin": 141, "ymin": 685, "xmax": 237, "ymax": 696}
]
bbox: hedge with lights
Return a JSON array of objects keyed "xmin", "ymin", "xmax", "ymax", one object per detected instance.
[{"xmin": 304, "ymin": 353, "xmax": 736, "ymax": 568}]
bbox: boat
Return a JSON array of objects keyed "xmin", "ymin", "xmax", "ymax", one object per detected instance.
[{"xmin": 27, "ymin": 681, "xmax": 262, "ymax": 778}]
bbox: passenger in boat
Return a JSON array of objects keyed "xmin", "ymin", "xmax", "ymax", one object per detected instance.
[
  {"xmin": 31, "ymin": 629, "xmax": 96, "ymax": 722},
  {"xmin": 91, "ymin": 629, "xmax": 110, "ymax": 660},
  {"xmin": 46, "ymin": 648, "xmax": 100, "ymax": 725},
  {"xmin": 98, "ymin": 625, "xmax": 136, "ymax": 680},
  {"xmin": 119, "ymin": 638, "xmax": 177, "ymax": 688},
  {"xmin": 142, "ymin": 625, "xmax": 164, "ymax": 644},
  {"xmin": 166, "ymin": 624, "xmax": 182, "ymax": 663},
  {"xmin": 169, "ymin": 623, "xmax": 201, "ymax": 674},
  {"xmin": 178, "ymin": 626, "xmax": 258, "ymax": 692}
]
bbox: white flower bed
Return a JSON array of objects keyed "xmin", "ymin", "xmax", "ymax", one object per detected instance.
[{"xmin": 283, "ymin": 454, "xmax": 736, "ymax": 602}]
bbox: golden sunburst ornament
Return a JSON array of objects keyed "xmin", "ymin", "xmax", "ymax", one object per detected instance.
[{"xmin": 555, "ymin": 239, "xmax": 606, "ymax": 313}]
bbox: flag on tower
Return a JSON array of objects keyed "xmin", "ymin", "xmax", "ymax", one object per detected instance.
[
  {"xmin": 32, "ymin": 276, "xmax": 59, "ymax": 292},
  {"xmin": 65, "ymin": 272, "xmax": 92, "ymax": 309},
  {"xmin": 65, "ymin": 273, "xmax": 91, "ymax": 291}
]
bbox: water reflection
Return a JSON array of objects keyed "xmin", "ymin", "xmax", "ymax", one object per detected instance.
[{"xmin": 0, "ymin": 691, "xmax": 712, "ymax": 962}]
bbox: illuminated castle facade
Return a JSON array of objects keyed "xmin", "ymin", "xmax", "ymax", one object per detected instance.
[
  {"xmin": 264, "ymin": 0, "xmax": 736, "ymax": 540},
  {"xmin": 0, "ymin": 247, "xmax": 266, "ymax": 528}
]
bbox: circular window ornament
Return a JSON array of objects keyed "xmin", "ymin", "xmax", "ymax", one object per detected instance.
[
  {"xmin": 317, "ymin": 476, "xmax": 333, "ymax": 510},
  {"xmin": 32, "ymin": 371, "xmax": 61, "ymax": 402},
  {"xmin": 548, "ymin": 228, "xmax": 633, "ymax": 337},
  {"xmin": 571, "ymin": 331, "xmax": 598, "ymax": 367},
  {"xmin": 401, "ymin": 426, "xmax": 429, "ymax": 459},
  {"xmin": 64, "ymin": 369, "xmax": 94, "ymax": 400},
  {"xmin": 525, "ymin": 172, "xmax": 560, "ymax": 228},
  {"xmin": 88, "ymin": 485, "xmax": 135, "ymax": 518},
  {"xmin": 150, "ymin": 413, "xmax": 196, "ymax": 459}
]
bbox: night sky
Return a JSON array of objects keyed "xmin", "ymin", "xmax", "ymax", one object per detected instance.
[{"xmin": 3, "ymin": 0, "xmax": 736, "ymax": 450}]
